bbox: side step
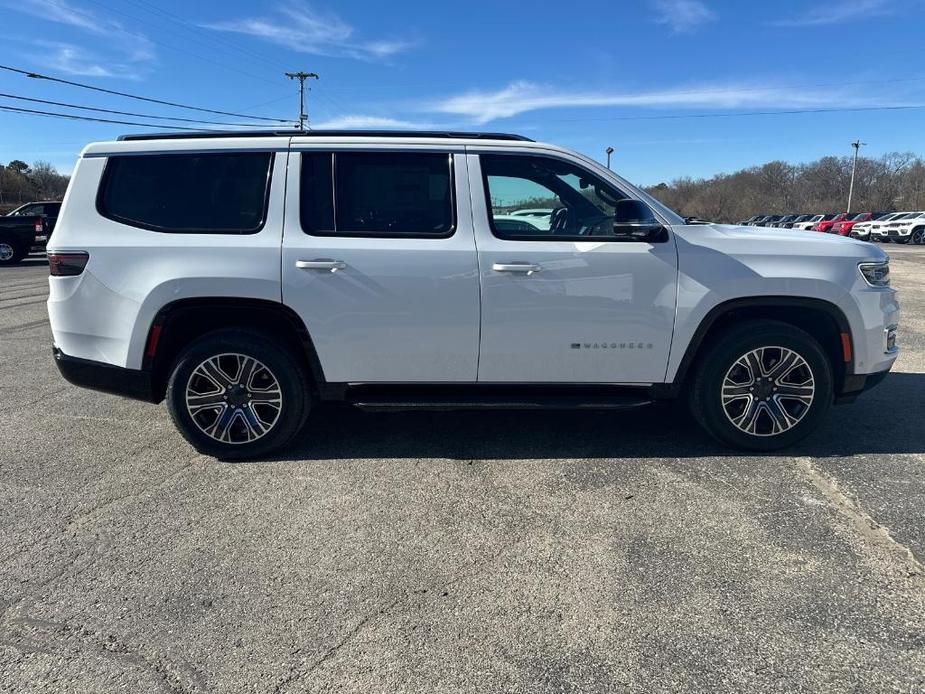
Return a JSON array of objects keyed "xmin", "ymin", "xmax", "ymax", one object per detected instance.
[{"xmin": 345, "ymin": 384, "xmax": 654, "ymax": 412}]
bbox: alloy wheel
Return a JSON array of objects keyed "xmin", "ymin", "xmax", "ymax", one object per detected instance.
[
  {"xmin": 721, "ymin": 346, "xmax": 815, "ymax": 437},
  {"xmin": 185, "ymin": 353, "xmax": 283, "ymax": 444},
  {"xmin": 0, "ymin": 243, "xmax": 14, "ymax": 261},
  {"xmin": 912, "ymin": 229, "xmax": 924, "ymax": 245}
]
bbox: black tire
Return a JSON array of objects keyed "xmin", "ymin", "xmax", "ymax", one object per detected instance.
[
  {"xmin": 166, "ymin": 330, "xmax": 312, "ymax": 460},
  {"xmin": 688, "ymin": 320, "xmax": 833, "ymax": 451},
  {"xmin": 0, "ymin": 236, "xmax": 27, "ymax": 266},
  {"xmin": 911, "ymin": 228, "xmax": 925, "ymax": 245}
]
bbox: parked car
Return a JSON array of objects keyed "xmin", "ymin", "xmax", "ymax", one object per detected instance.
[
  {"xmin": 794, "ymin": 214, "xmax": 834, "ymax": 231},
  {"xmin": 0, "ymin": 207, "xmax": 50, "ymax": 266},
  {"xmin": 756, "ymin": 215, "xmax": 784, "ymax": 227},
  {"xmin": 738, "ymin": 215, "xmax": 765, "ymax": 226},
  {"xmin": 878, "ymin": 211, "xmax": 925, "ymax": 244},
  {"xmin": 869, "ymin": 212, "xmax": 908, "ymax": 242},
  {"xmin": 47, "ymin": 129, "xmax": 898, "ymax": 459},
  {"xmin": 783, "ymin": 214, "xmax": 813, "ymax": 229},
  {"xmin": 509, "ymin": 208, "xmax": 553, "ymax": 230},
  {"xmin": 831, "ymin": 212, "xmax": 889, "ymax": 237},
  {"xmin": 7, "ymin": 200, "xmax": 62, "ymax": 235},
  {"xmin": 813, "ymin": 213, "xmax": 849, "ymax": 233}
]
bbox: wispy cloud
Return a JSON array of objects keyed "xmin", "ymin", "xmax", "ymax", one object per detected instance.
[
  {"xmin": 309, "ymin": 115, "xmax": 435, "ymax": 129},
  {"xmin": 770, "ymin": 0, "xmax": 892, "ymax": 26},
  {"xmin": 431, "ymin": 80, "xmax": 900, "ymax": 124},
  {"xmin": 650, "ymin": 0, "xmax": 716, "ymax": 33},
  {"xmin": 205, "ymin": 3, "xmax": 412, "ymax": 61},
  {"xmin": 7, "ymin": 0, "xmax": 154, "ymax": 75}
]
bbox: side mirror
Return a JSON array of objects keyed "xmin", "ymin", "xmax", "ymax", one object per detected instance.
[{"xmin": 612, "ymin": 199, "xmax": 667, "ymax": 241}]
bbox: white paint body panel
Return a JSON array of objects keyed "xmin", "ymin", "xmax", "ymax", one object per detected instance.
[
  {"xmin": 466, "ymin": 153, "xmax": 678, "ymax": 383},
  {"xmin": 48, "ymin": 134, "xmax": 899, "ymax": 388},
  {"xmin": 280, "ymin": 148, "xmax": 480, "ymax": 382}
]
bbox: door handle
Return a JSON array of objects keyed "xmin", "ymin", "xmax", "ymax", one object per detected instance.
[
  {"xmin": 492, "ymin": 262, "xmax": 542, "ymax": 275},
  {"xmin": 296, "ymin": 259, "xmax": 346, "ymax": 272}
]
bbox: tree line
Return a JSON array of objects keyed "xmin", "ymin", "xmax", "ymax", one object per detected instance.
[
  {"xmin": 644, "ymin": 152, "xmax": 925, "ymax": 223},
  {"xmin": 0, "ymin": 160, "xmax": 70, "ymax": 212}
]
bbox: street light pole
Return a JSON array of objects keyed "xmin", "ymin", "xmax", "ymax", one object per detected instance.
[
  {"xmin": 605, "ymin": 146, "xmax": 614, "ymax": 170},
  {"xmin": 847, "ymin": 139, "xmax": 866, "ymax": 213}
]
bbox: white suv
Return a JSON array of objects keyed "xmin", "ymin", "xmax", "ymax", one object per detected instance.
[{"xmin": 47, "ymin": 131, "xmax": 899, "ymax": 459}]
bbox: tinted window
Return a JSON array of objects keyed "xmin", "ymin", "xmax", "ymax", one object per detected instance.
[
  {"xmin": 481, "ymin": 154, "xmax": 654, "ymax": 240},
  {"xmin": 98, "ymin": 152, "xmax": 272, "ymax": 233},
  {"xmin": 300, "ymin": 151, "xmax": 454, "ymax": 237}
]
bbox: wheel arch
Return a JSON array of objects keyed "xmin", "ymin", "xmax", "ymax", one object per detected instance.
[
  {"xmin": 664, "ymin": 296, "xmax": 854, "ymax": 398},
  {"xmin": 144, "ymin": 298, "xmax": 328, "ymax": 403}
]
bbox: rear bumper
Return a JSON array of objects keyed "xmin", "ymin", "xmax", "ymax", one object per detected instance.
[{"xmin": 53, "ymin": 347, "xmax": 158, "ymax": 403}]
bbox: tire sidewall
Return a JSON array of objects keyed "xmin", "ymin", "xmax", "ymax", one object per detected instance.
[
  {"xmin": 0, "ymin": 237, "xmax": 26, "ymax": 266},
  {"xmin": 166, "ymin": 331, "xmax": 309, "ymax": 460},
  {"xmin": 694, "ymin": 323, "xmax": 833, "ymax": 451}
]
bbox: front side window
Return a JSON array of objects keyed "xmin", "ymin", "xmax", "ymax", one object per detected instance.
[
  {"xmin": 480, "ymin": 154, "xmax": 660, "ymax": 241},
  {"xmin": 98, "ymin": 152, "xmax": 272, "ymax": 233},
  {"xmin": 300, "ymin": 151, "xmax": 454, "ymax": 237}
]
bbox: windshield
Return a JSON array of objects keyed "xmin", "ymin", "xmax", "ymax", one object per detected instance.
[{"xmin": 850, "ymin": 213, "xmax": 867, "ymax": 221}]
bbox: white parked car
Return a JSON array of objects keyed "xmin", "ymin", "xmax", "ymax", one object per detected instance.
[
  {"xmin": 874, "ymin": 211, "xmax": 925, "ymax": 244},
  {"xmin": 47, "ymin": 130, "xmax": 899, "ymax": 459},
  {"xmin": 792, "ymin": 214, "xmax": 827, "ymax": 230},
  {"xmin": 868, "ymin": 212, "xmax": 913, "ymax": 241}
]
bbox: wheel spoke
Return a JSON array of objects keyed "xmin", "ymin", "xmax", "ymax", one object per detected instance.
[
  {"xmin": 205, "ymin": 405, "xmax": 236, "ymax": 442},
  {"xmin": 774, "ymin": 384, "xmax": 814, "ymax": 404},
  {"xmin": 236, "ymin": 356, "xmax": 259, "ymax": 389},
  {"xmin": 767, "ymin": 350, "xmax": 799, "ymax": 383},
  {"xmin": 239, "ymin": 405, "xmax": 269, "ymax": 440},
  {"xmin": 197, "ymin": 359, "xmax": 235, "ymax": 389},
  {"xmin": 187, "ymin": 391, "xmax": 227, "ymax": 414},
  {"xmin": 763, "ymin": 398, "xmax": 793, "ymax": 434},
  {"xmin": 743, "ymin": 351, "xmax": 764, "ymax": 379}
]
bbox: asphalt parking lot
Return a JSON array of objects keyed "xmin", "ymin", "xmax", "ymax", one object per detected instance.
[{"xmin": 1, "ymin": 247, "xmax": 924, "ymax": 693}]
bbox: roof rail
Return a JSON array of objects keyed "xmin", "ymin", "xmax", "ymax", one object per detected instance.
[{"xmin": 117, "ymin": 129, "xmax": 534, "ymax": 142}]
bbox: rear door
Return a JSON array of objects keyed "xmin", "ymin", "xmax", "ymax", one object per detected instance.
[
  {"xmin": 281, "ymin": 143, "xmax": 481, "ymax": 383},
  {"xmin": 468, "ymin": 149, "xmax": 678, "ymax": 384}
]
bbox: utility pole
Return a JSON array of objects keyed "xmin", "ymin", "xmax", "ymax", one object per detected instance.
[
  {"xmin": 285, "ymin": 71, "xmax": 319, "ymax": 132},
  {"xmin": 846, "ymin": 139, "xmax": 866, "ymax": 213},
  {"xmin": 605, "ymin": 146, "xmax": 614, "ymax": 170}
]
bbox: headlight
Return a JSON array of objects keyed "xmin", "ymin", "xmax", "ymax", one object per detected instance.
[{"xmin": 859, "ymin": 261, "xmax": 890, "ymax": 287}]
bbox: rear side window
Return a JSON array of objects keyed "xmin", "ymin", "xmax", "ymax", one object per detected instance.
[
  {"xmin": 98, "ymin": 152, "xmax": 273, "ymax": 234},
  {"xmin": 300, "ymin": 151, "xmax": 454, "ymax": 237}
]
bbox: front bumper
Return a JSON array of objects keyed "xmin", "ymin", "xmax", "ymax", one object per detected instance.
[
  {"xmin": 53, "ymin": 347, "xmax": 158, "ymax": 403},
  {"xmin": 835, "ymin": 367, "xmax": 892, "ymax": 404}
]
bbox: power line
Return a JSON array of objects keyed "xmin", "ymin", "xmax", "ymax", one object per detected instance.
[
  {"xmin": 0, "ymin": 104, "xmax": 217, "ymax": 131},
  {"xmin": 0, "ymin": 92, "xmax": 283, "ymax": 128},
  {"xmin": 0, "ymin": 64, "xmax": 294, "ymax": 123},
  {"xmin": 549, "ymin": 104, "xmax": 925, "ymax": 123}
]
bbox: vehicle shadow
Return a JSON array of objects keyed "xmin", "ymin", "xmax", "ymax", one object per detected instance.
[{"xmin": 273, "ymin": 372, "xmax": 925, "ymax": 462}]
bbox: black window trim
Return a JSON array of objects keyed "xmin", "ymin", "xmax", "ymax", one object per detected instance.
[
  {"xmin": 300, "ymin": 151, "xmax": 458, "ymax": 240},
  {"xmin": 95, "ymin": 151, "xmax": 275, "ymax": 235},
  {"xmin": 479, "ymin": 152, "xmax": 669, "ymax": 243}
]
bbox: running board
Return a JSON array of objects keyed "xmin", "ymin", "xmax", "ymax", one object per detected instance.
[{"xmin": 344, "ymin": 384, "xmax": 654, "ymax": 412}]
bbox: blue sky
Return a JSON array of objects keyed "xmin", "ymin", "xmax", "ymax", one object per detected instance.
[{"xmin": 1, "ymin": 0, "xmax": 924, "ymax": 184}]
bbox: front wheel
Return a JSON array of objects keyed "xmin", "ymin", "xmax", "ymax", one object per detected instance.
[
  {"xmin": 688, "ymin": 321, "xmax": 833, "ymax": 451},
  {"xmin": 911, "ymin": 228, "xmax": 924, "ymax": 245},
  {"xmin": 166, "ymin": 330, "xmax": 312, "ymax": 460}
]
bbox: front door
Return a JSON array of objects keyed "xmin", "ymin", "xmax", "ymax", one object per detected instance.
[
  {"xmin": 282, "ymin": 146, "xmax": 481, "ymax": 383},
  {"xmin": 469, "ymin": 151, "xmax": 678, "ymax": 384}
]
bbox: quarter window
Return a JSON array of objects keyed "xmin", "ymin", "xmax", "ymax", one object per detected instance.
[
  {"xmin": 97, "ymin": 152, "xmax": 273, "ymax": 234},
  {"xmin": 300, "ymin": 152, "xmax": 455, "ymax": 237},
  {"xmin": 481, "ymin": 154, "xmax": 659, "ymax": 241}
]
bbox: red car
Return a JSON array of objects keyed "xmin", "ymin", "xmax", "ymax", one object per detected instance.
[
  {"xmin": 813, "ymin": 212, "xmax": 849, "ymax": 233},
  {"xmin": 832, "ymin": 212, "xmax": 875, "ymax": 236}
]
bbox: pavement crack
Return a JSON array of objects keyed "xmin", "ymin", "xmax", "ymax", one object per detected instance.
[{"xmin": 794, "ymin": 457, "xmax": 924, "ymax": 579}]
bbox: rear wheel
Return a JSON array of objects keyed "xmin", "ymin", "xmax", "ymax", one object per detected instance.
[
  {"xmin": 0, "ymin": 237, "xmax": 27, "ymax": 266},
  {"xmin": 166, "ymin": 330, "xmax": 312, "ymax": 460},
  {"xmin": 688, "ymin": 321, "xmax": 833, "ymax": 451}
]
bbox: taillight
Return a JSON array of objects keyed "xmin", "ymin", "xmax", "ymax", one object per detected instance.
[
  {"xmin": 48, "ymin": 251, "xmax": 89, "ymax": 276},
  {"xmin": 34, "ymin": 219, "xmax": 44, "ymax": 233}
]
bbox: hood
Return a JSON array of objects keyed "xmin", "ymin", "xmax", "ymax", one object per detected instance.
[{"xmin": 682, "ymin": 223, "xmax": 888, "ymax": 261}]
